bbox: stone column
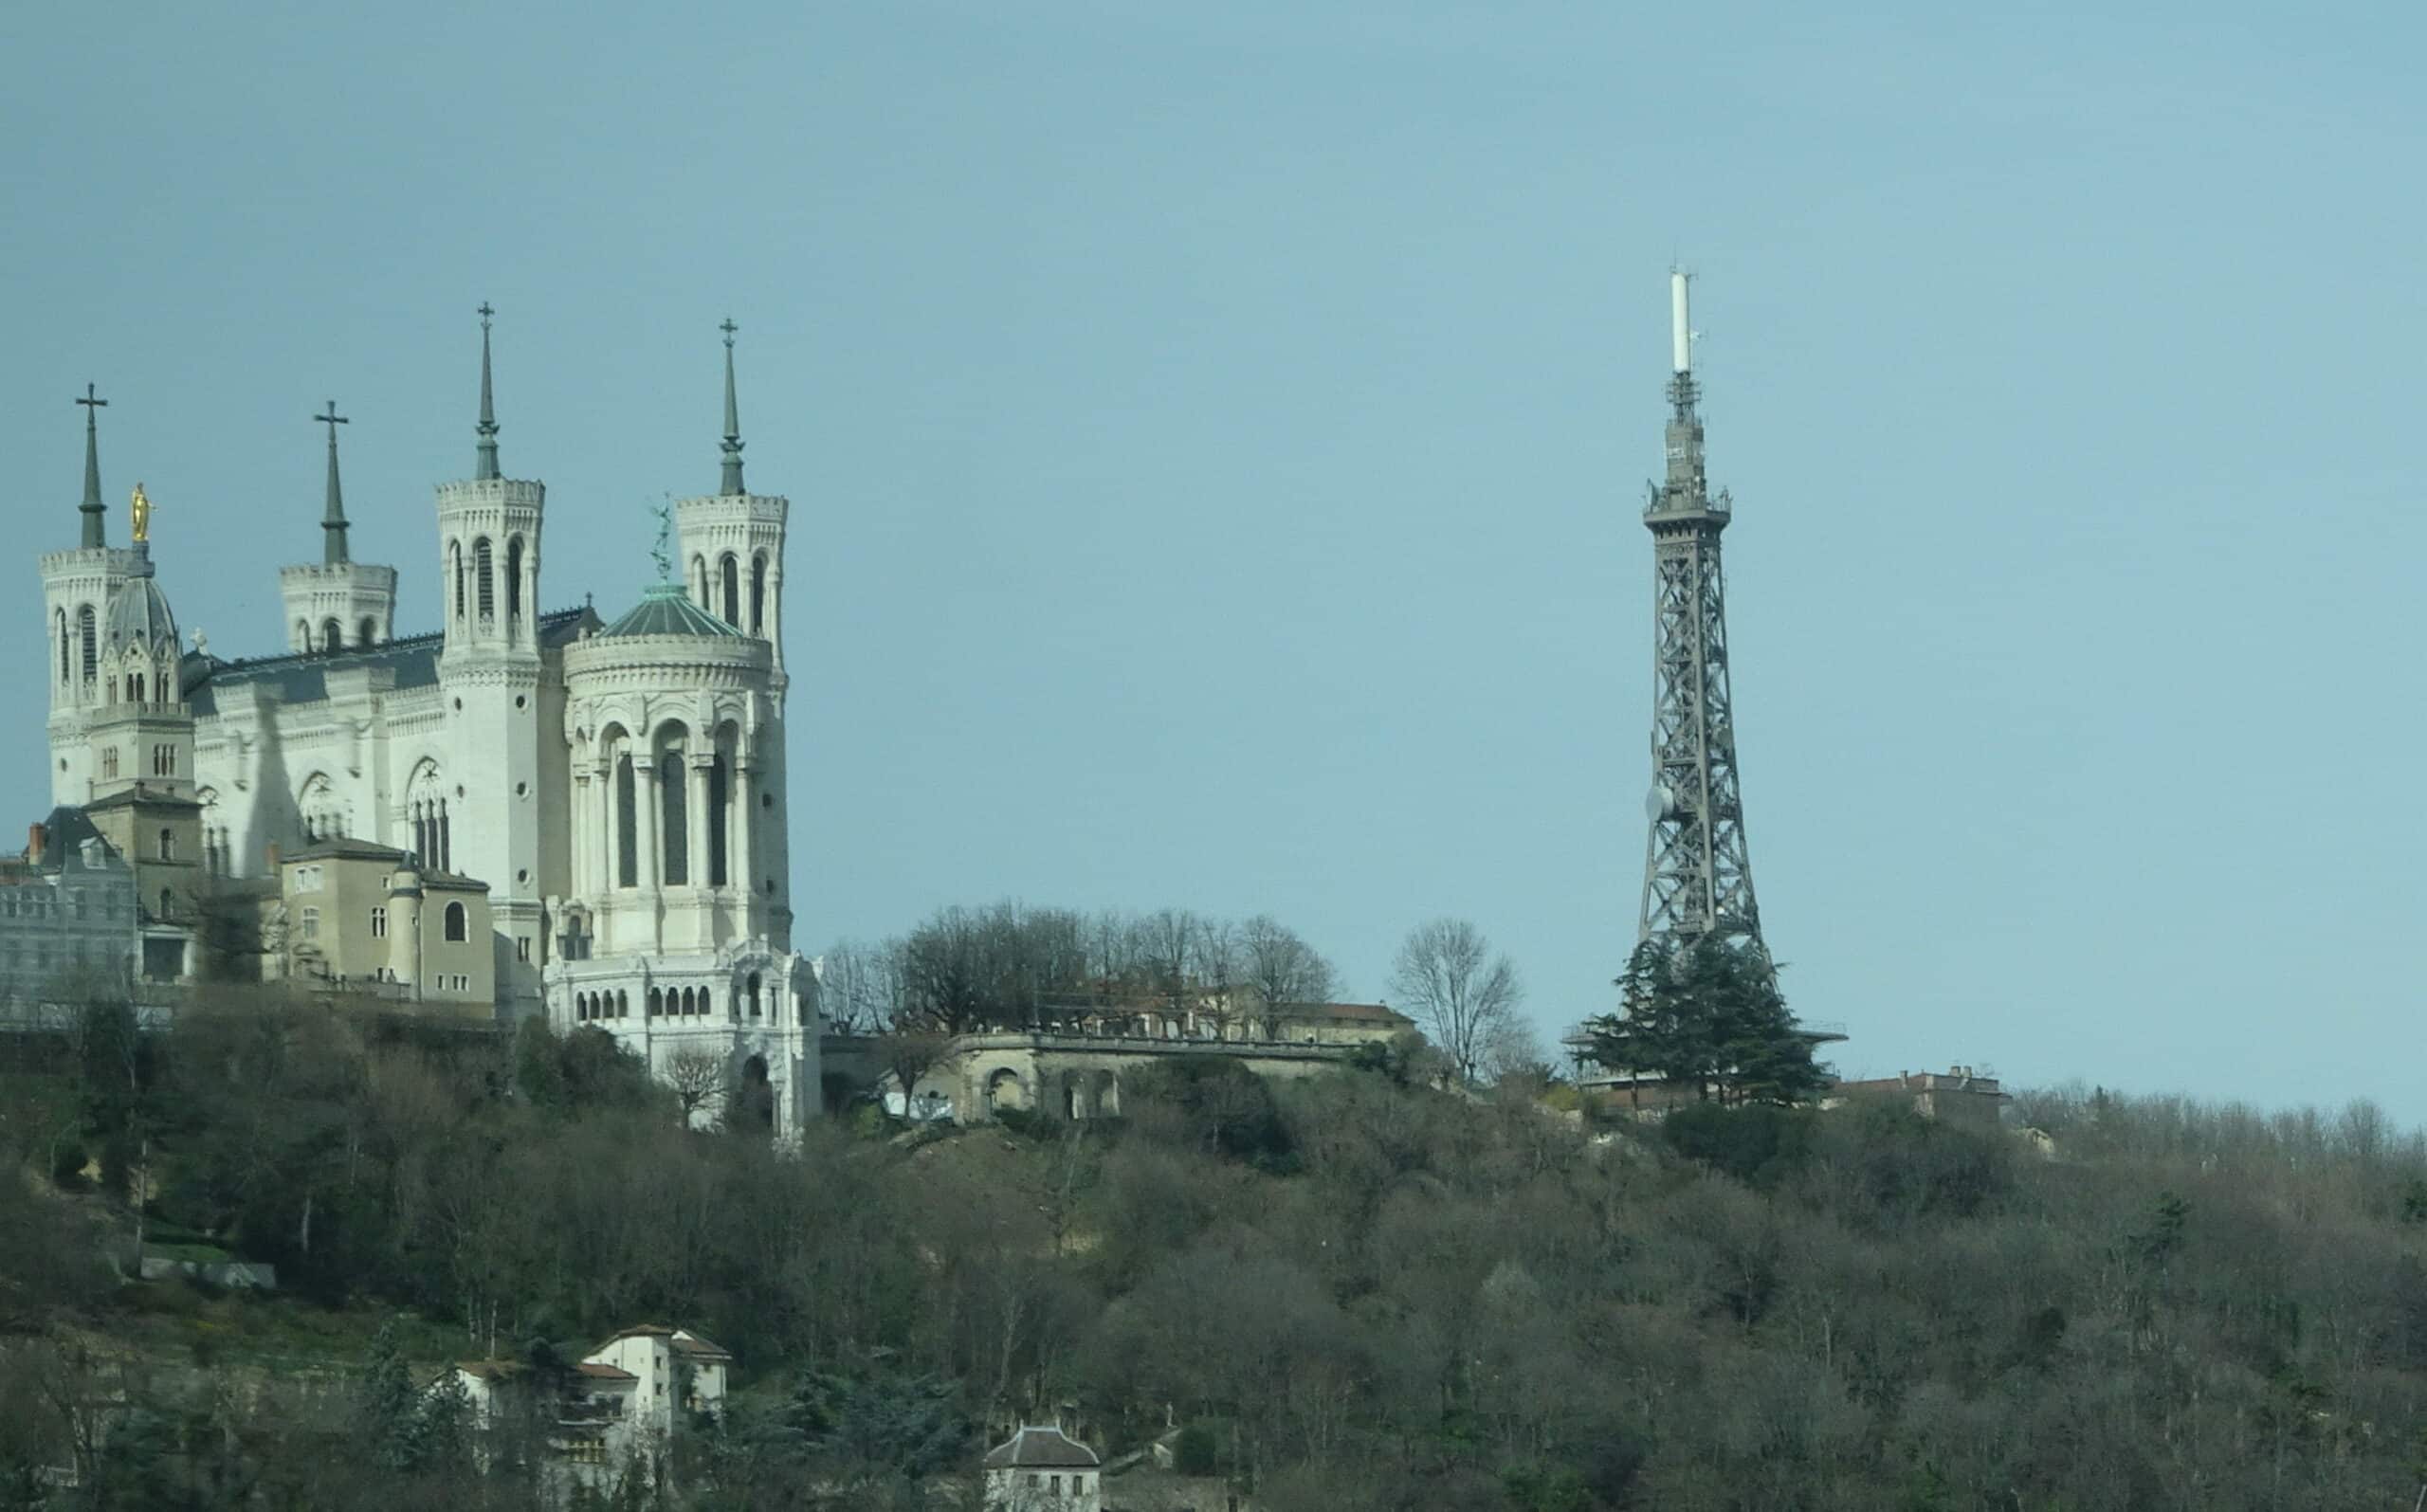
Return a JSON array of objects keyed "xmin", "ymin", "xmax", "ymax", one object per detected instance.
[
  {"xmin": 687, "ymin": 756, "xmax": 712, "ymax": 896},
  {"xmin": 569, "ymin": 772, "xmax": 589, "ymax": 899},
  {"xmin": 592, "ymin": 762, "xmax": 615, "ymax": 895},
  {"xmin": 636, "ymin": 763, "xmax": 660, "ymax": 894},
  {"xmin": 732, "ymin": 761, "xmax": 756, "ymax": 913}
]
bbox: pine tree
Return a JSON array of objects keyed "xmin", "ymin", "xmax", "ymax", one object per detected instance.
[{"xmin": 355, "ymin": 1319, "xmax": 428, "ymax": 1473}]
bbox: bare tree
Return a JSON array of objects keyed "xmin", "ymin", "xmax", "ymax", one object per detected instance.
[
  {"xmin": 1240, "ymin": 915, "xmax": 1338, "ymax": 1041},
  {"xmin": 877, "ymin": 1029, "xmax": 961, "ymax": 1120},
  {"xmin": 819, "ymin": 938, "xmax": 905, "ymax": 1032},
  {"xmin": 1386, "ymin": 918, "xmax": 1525, "ymax": 1087},
  {"xmin": 662, "ymin": 1047, "xmax": 730, "ymax": 1128},
  {"xmin": 1138, "ymin": 907, "xmax": 1200, "ymax": 1016}
]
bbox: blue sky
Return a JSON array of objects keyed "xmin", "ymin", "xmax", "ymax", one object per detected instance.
[{"xmin": 4, "ymin": 2, "xmax": 2420, "ymax": 1116}]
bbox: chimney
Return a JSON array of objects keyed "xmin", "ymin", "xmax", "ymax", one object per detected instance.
[
  {"xmin": 265, "ymin": 841, "xmax": 282, "ymax": 873},
  {"xmin": 27, "ymin": 823, "xmax": 46, "ymax": 865}
]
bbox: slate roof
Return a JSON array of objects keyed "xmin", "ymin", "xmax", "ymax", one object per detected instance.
[
  {"xmin": 286, "ymin": 837, "xmax": 410, "ymax": 865},
  {"xmin": 184, "ymin": 607, "xmax": 595, "ymax": 716},
  {"xmin": 104, "ymin": 557, "xmax": 179, "ymax": 655},
  {"xmin": 984, "ymin": 1427, "xmax": 1101, "ymax": 1470},
  {"xmin": 598, "ymin": 582, "xmax": 742, "ymax": 640}
]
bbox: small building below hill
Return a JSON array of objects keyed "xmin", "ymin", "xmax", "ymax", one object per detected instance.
[
  {"xmin": 1828, "ymin": 1066, "xmax": 2008, "ymax": 1128},
  {"xmin": 436, "ymin": 1323, "xmax": 730, "ymax": 1491},
  {"xmin": 984, "ymin": 1425, "xmax": 1103, "ymax": 1511}
]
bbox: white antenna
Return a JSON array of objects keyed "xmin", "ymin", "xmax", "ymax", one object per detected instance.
[{"xmin": 1670, "ymin": 269, "xmax": 1692, "ymax": 373}]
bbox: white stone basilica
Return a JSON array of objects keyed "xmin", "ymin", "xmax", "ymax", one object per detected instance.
[{"xmin": 35, "ymin": 317, "xmax": 819, "ymax": 1135}]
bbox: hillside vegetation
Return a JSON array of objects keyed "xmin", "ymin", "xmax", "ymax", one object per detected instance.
[{"xmin": 7, "ymin": 1000, "xmax": 2427, "ymax": 1509}]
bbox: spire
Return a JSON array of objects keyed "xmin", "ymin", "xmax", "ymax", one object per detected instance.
[
  {"xmin": 719, "ymin": 318, "xmax": 745, "ymax": 497},
  {"xmin": 316, "ymin": 400, "xmax": 352, "ymax": 565},
  {"xmin": 475, "ymin": 302, "xmax": 501, "ymax": 482},
  {"xmin": 75, "ymin": 384, "xmax": 108, "ymax": 549}
]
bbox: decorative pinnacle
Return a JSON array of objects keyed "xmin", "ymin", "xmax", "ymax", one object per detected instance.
[
  {"xmin": 316, "ymin": 399, "xmax": 352, "ymax": 565},
  {"xmin": 75, "ymin": 383, "xmax": 109, "ymax": 549},
  {"xmin": 475, "ymin": 301, "xmax": 501, "ymax": 482},
  {"xmin": 719, "ymin": 317, "xmax": 745, "ymax": 497}
]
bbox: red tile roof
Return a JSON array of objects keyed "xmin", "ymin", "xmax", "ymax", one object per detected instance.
[{"xmin": 575, "ymin": 1362, "xmax": 638, "ymax": 1382}]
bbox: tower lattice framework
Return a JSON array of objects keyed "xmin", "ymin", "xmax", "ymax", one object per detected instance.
[{"xmin": 1638, "ymin": 275, "xmax": 1763, "ymax": 953}]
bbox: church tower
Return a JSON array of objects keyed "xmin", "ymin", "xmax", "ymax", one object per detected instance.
[
  {"xmin": 433, "ymin": 305, "xmax": 548, "ymax": 1011},
  {"xmin": 672, "ymin": 321, "xmax": 794, "ymax": 933},
  {"xmin": 78, "ymin": 492, "xmax": 204, "ymax": 967},
  {"xmin": 278, "ymin": 399, "xmax": 398, "ymax": 652},
  {"xmin": 41, "ymin": 386, "xmax": 147, "ymax": 807}
]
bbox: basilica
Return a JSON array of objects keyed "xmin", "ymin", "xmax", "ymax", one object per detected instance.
[{"xmin": 35, "ymin": 315, "xmax": 819, "ymax": 1135}]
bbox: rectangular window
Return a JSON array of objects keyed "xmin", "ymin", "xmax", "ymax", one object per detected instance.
[
  {"xmin": 515, "ymin": 937, "xmax": 531, "ymax": 963},
  {"xmin": 370, "ymin": 906, "xmax": 388, "ymax": 938},
  {"xmin": 70, "ymin": 889, "xmax": 86, "ymax": 919},
  {"xmin": 301, "ymin": 906, "xmax": 320, "ymax": 939}
]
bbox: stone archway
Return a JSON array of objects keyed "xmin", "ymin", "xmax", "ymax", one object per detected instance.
[
  {"xmin": 737, "ymin": 1053, "xmax": 775, "ymax": 1134},
  {"xmin": 985, "ymin": 1067, "xmax": 1027, "ymax": 1115}
]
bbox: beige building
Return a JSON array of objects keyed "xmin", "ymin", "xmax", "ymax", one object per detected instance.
[
  {"xmin": 984, "ymin": 1425, "xmax": 1103, "ymax": 1512},
  {"xmin": 440, "ymin": 1323, "xmax": 731, "ymax": 1491},
  {"xmin": 276, "ymin": 838, "xmax": 495, "ymax": 1011},
  {"xmin": 1828, "ymin": 1066, "xmax": 2009, "ymax": 1128}
]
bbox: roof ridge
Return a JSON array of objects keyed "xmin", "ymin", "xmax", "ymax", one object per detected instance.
[{"xmin": 199, "ymin": 606, "xmax": 589, "ymax": 675}]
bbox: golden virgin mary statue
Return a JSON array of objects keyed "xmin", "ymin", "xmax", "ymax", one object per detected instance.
[{"xmin": 131, "ymin": 483, "xmax": 154, "ymax": 542}]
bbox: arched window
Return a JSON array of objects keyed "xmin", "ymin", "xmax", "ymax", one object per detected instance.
[
  {"xmin": 358, "ymin": 616, "xmax": 376, "ymax": 647},
  {"xmin": 56, "ymin": 610, "xmax": 68, "ymax": 684},
  {"xmin": 78, "ymin": 606, "xmax": 97, "ymax": 683},
  {"xmin": 158, "ymin": 887, "xmax": 173, "ymax": 920},
  {"xmin": 450, "ymin": 541, "xmax": 465, "ymax": 620},
  {"xmin": 648, "ymin": 987, "xmax": 663, "ymax": 1017},
  {"xmin": 321, "ymin": 618, "xmax": 342, "ymax": 654},
  {"xmin": 719, "ymin": 555, "xmax": 739, "ymax": 626},
  {"xmin": 750, "ymin": 553, "xmax": 767, "ymax": 635},
  {"xmin": 690, "ymin": 555, "xmax": 709, "ymax": 610},
  {"xmin": 443, "ymin": 901, "xmax": 467, "ymax": 941},
  {"xmin": 101, "ymin": 748, "xmax": 119, "ymax": 780},
  {"xmin": 474, "ymin": 537, "xmax": 495, "ymax": 621},
  {"xmin": 158, "ymin": 829, "xmax": 173, "ymax": 862},
  {"xmin": 131, "ymin": 672, "xmax": 145, "ymax": 703},
  {"xmin": 747, "ymin": 971, "xmax": 762, "ymax": 1020},
  {"xmin": 614, "ymin": 755, "xmax": 637, "ymax": 887},
  {"xmin": 616, "ymin": 990, "xmax": 628, "ymax": 1019},
  {"xmin": 659, "ymin": 749, "xmax": 688, "ymax": 885},
  {"xmin": 296, "ymin": 620, "xmax": 313, "ymax": 652},
  {"xmin": 504, "ymin": 537, "xmax": 524, "ymax": 624}
]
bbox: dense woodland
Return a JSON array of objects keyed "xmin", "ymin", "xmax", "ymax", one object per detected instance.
[{"xmin": 9, "ymin": 984, "xmax": 2427, "ymax": 1509}]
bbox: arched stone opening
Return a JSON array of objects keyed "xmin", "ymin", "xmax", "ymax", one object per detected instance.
[
  {"xmin": 986, "ymin": 1068, "xmax": 1028, "ymax": 1115},
  {"xmin": 739, "ymin": 1053, "xmax": 775, "ymax": 1134}
]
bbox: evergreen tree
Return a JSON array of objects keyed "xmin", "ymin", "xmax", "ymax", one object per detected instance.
[
  {"xmin": 355, "ymin": 1319, "xmax": 429, "ymax": 1473},
  {"xmin": 1585, "ymin": 937, "xmax": 1826, "ymax": 1105}
]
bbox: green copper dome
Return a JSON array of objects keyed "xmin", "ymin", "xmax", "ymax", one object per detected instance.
[{"xmin": 599, "ymin": 581, "xmax": 743, "ymax": 639}]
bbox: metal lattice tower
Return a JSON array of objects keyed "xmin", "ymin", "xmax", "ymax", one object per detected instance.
[{"xmin": 1638, "ymin": 272, "xmax": 1763, "ymax": 952}]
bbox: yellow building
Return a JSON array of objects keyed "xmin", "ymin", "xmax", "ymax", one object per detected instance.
[{"xmin": 278, "ymin": 838, "xmax": 495, "ymax": 1011}]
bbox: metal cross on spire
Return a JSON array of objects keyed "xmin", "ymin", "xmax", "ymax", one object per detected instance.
[
  {"xmin": 475, "ymin": 301, "xmax": 502, "ymax": 481},
  {"xmin": 719, "ymin": 317, "xmax": 746, "ymax": 497},
  {"xmin": 76, "ymin": 383, "xmax": 109, "ymax": 548},
  {"xmin": 316, "ymin": 399, "xmax": 352, "ymax": 565}
]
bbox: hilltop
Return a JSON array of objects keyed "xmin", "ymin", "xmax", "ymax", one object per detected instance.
[{"xmin": 7, "ymin": 1002, "xmax": 2427, "ymax": 1509}]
